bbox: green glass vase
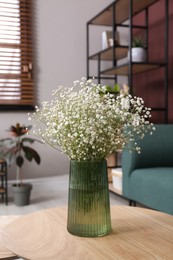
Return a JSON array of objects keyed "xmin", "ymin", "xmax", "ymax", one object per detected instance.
[{"xmin": 67, "ymin": 160, "xmax": 111, "ymax": 237}]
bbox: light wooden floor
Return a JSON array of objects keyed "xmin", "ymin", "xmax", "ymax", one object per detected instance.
[{"xmin": 0, "ymin": 175, "xmax": 129, "ymax": 216}]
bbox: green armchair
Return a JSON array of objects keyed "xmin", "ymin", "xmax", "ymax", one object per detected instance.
[{"xmin": 122, "ymin": 124, "xmax": 173, "ymax": 215}]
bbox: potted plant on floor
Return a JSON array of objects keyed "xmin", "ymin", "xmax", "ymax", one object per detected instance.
[
  {"xmin": 0, "ymin": 123, "xmax": 41, "ymax": 206},
  {"xmin": 128, "ymin": 35, "xmax": 146, "ymax": 62}
]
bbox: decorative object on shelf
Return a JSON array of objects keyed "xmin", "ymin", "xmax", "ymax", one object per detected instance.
[
  {"xmin": 102, "ymin": 31, "xmax": 119, "ymax": 50},
  {"xmin": 128, "ymin": 36, "xmax": 146, "ymax": 62},
  {"xmin": 104, "ymin": 83, "xmax": 120, "ymax": 98},
  {"xmin": 120, "ymin": 84, "xmax": 129, "ymax": 95},
  {"xmin": 31, "ymin": 77, "xmax": 154, "ymax": 237},
  {"xmin": 67, "ymin": 160, "xmax": 111, "ymax": 237},
  {"xmin": 0, "ymin": 123, "xmax": 41, "ymax": 206}
]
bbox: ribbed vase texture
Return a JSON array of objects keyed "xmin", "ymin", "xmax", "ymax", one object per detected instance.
[{"xmin": 67, "ymin": 160, "xmax": 111, "ymax": 237}]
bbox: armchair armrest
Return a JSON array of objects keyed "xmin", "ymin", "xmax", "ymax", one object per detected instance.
[{"xmin": 122, "ymin": 148, "xmax": 139, "ymax": 198}]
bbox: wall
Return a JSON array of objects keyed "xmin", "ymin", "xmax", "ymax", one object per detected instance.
[{"xmin": 0, "ymin": 0, "xmax": 112, "ymax": 180}]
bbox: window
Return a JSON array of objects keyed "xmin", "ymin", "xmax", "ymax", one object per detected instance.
[{"xmin": 0, "ymin": 0, "xmax": 35, "ymax": 111}]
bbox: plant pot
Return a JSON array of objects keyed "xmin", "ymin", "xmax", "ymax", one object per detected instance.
[
  {"xmin": 128, "ymin": 47, "xmax": 146, "ymax": 62},
  {"xmin": 12, "ymin": 183, "xmax": 32, "ymax": 206}
]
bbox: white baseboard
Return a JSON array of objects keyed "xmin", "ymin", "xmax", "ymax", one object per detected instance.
[{"xmin": 8, "ymin": 174, "xmax": 68, "ymax": 186}]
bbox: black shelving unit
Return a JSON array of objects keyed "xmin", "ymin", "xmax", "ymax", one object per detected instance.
[{"xmin": 87, "ymin": 0, "xmax": 169, "ymax": 123}]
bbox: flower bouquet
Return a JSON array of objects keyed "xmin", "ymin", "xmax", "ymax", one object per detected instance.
[
  {"xmin": 30, "ymin": 77, "xmax": 154, "ymax": 236},
  {"xmin": 31, "ymin": 77, "xmax": 154, "ymax": 158}
]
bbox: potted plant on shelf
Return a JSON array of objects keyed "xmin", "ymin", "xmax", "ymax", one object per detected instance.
[
  {"xmin": 0, "ymin": 123, "xmax": 41, "ymax": 206},
  {"xmin": 128, "ymin": 35, "xmax": 146, "ymax": 62},
  {"xmin": 104, "ymin": 83, "xmax": 120, "ymax": 96}
]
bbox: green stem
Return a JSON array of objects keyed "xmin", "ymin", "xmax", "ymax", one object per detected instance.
[{"xmin": 16, "ymin": 136, "xmax": 21, "ymax": 186}]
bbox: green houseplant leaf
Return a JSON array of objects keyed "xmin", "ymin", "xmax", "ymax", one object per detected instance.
[
  {"xmin": 16, "ymin": 155, "xmax": 24, "ymax": 168},
  {"xmin": 132, "ymin": 36, "xmax": 145, "ymax": 48},
  {"xmin": 23, "ymin": 146, "xmax": 41, "ymax": 165}
]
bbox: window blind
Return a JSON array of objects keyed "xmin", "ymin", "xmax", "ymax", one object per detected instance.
[{"xmin": 0, "ymin": 0, "xmax": 34, "ymax": 110}]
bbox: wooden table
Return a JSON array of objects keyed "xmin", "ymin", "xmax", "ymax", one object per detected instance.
[
  {"xmin": 1, "ymin": 206, "xmax": 173, "ymax": 259},
  {"xmin": 0, "ymin": 216, "xmax": 20, "ymax": 260}
]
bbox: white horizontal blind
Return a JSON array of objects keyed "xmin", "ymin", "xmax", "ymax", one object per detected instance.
[{"xmin": 0, "ymin": 0, "xmax": 34, "ymax": 109}]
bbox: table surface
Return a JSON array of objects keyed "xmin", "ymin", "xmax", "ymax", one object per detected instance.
[
  {"xmin": 1, "ymin": 206, "xmax": 173, "ymax": 260},
  {"xmin": 0, "ymin": 216, "xmax": 20, "ymax": 260}
]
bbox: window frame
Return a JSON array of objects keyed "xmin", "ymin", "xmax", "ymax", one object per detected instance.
[{"xmin": 0, "ymin": 0, "xmax": 35, "ymax": 111}]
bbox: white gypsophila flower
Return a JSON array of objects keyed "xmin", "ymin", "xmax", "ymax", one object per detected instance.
[
  {"xmin": 30, "ymin": 78, "xmax": 154, "ymax": 161},
  {"xmin": 120, "ymin": 97, "xmax": 130, "ymax": 110}
]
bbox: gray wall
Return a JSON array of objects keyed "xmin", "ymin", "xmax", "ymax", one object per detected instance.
[{"xmin": 0, "ymin": 0, "xmax": 112, "ymax": 180}]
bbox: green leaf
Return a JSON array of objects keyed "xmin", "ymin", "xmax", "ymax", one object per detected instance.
[
  {"xmin": 0, "ymin": 138, "xmax": 17, "ymax": 149},
  {"xmin": 23, "ymin": 146, "xmax": 41, "ymax": 165},
  {"xmin": 22, "ymin": 137, "xmax": 42, "ymax": 144},
  {"xmin": 22, "ymin": 137, "xmax": 35, "ymax": 144},
  {"xmin": 105, "ymin": 85, "xmax": 112, "ymax": 92},
  {"xmin": 132, "ymin": 36, "xmax": 145, "ymax": 48},
  {"xmin": 0, "ymin": 146, "xmax": 18, "ymax": 166},
  {"xmin": 104, "ymin": 84, "xmax": 120, "ymax": 94},
  {"xmin": 113, "ymin": 83, "xmax": 120, "ymax": 93},
  {"xmin": 16, "ymin": 155, "xmax": 24, "ymax": 167}
]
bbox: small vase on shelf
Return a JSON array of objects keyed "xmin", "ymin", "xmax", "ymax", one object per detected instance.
[{"xmin": 67, "ymin": 159, "xmax": 111, "ymax": 237}]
